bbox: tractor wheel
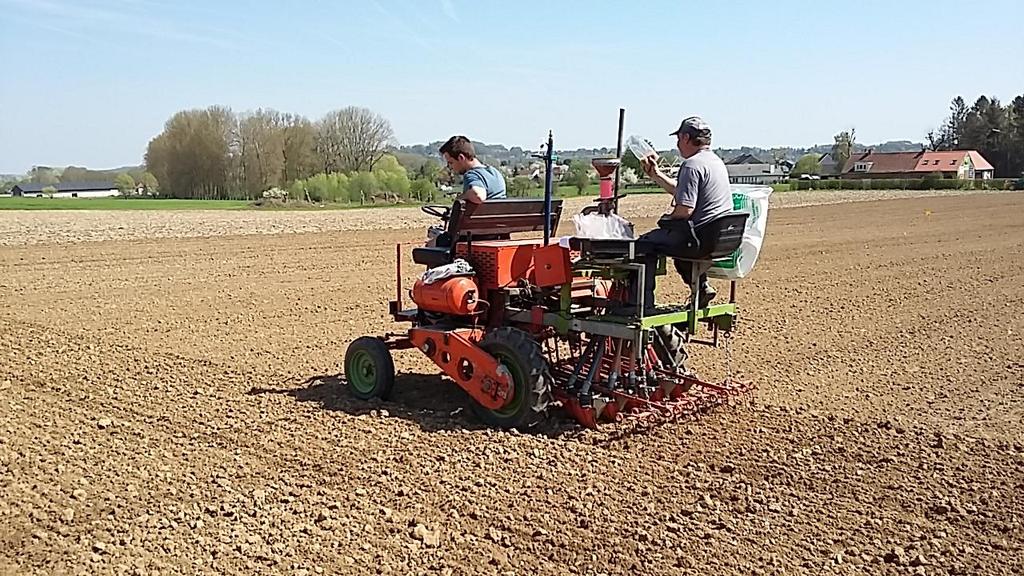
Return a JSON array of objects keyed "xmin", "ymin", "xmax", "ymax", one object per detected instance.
[
  {"xmin": 471, "ymin": 327, "xmax": 551, "ymax": 431},
  {"xmin": 344, "ymin": 337, "xmax": 395, "ymax": 400}
]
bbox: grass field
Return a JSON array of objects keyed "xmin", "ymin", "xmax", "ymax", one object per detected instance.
[
  {"xmin": 0, "ymin": 197, "xmax": 417, "ymax": 211},
  {"xmin": 0, "ymin": 182, "xmax": 769, "ymax": 211},
  {"xmin": 0, "ymin": 197, "xmax": 252, "ymax": 210}
]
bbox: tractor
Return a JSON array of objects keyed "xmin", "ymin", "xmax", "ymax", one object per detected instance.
[{"xmin": 343, "ymin": 137, "xmax": 753, "ymax": 431}]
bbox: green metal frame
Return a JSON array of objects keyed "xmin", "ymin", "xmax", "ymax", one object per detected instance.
[
  {"xmin": 596, "ymin": 303, "xmax": 737, "ymax": 332},
  {"xmin": 535, "ymin": 258, "xmax": 738, "ymax": 340}
]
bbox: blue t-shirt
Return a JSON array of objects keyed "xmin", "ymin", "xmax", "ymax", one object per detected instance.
[{"xmin": 463, "ymin": 166, "xmax": 507, "ymax": 199}]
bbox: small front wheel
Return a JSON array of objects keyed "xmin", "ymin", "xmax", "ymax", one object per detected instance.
[{"xmin": 344, "ymin": 337, "xmax": 395, "ymax": 400}]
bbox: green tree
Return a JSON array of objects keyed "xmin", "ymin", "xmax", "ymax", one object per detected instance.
[
  {"xmin": 509, "ymin": 176, "xmax": 533, "ymax": 198},
  {"xmin": 145, "ymin": 106, "xmax": 235, "ymax": 199},
  {"xmin": 417, "ymin": 159, "xmax": 442, "ymax": 183},
  {"xmin": 348, "ymin": 171, "xmax": 379, "ymax": 203},
  {"xmin": 410, "ymin": 178, "xmax": 437, "ymax": 202},
  {"xmin": 280, "ymin": 113, "xmax": 318, "ymax": 184},
  {"xmin": 304, "ymin": 172, "xmax": 349, "ymax": 203},
  {"xmin": 29, "ymin": 167, "xmax": 60, "ymax": 185},
  {"xmin": 619, "ymin": 167, "xmax": 639, "ymax": 186},
  {"xmin": 114, "ymin": 173, "xmax": 136, "ymax": 196},
  {"xmin": 372, "ymin": 154, "xmax": 411, "ymax": 199},
  {"xmin": 1008, "ymin": 95, "xmax": 1024, "ymax": 177},
  {"xmin": 621, "ymin": 150, "xmax": 641, "ymax": 172},
  {"xmin": 41, "ymin": 185, "xmax": 57, "ymax": 198},
  {"xmin": 831, "ymin": 129, "xmax": 856, "ymax": 173},
  {"xmin": 315, "ymin": 107, "xmax": 395, "ymax": 173},
  {"xmin": 791, "ymin": 153, "xmax": 822, "ymax": 177},
  {"xmin": 138, "ymin": 172, "xmax": 159, "ymax": 195},
  {"xmin": 567, "ymin": 163, "xmax": 590, "ymax": 195},
  {"xmin": 236, "ymin": 108, "xmax": 287, "ymax": 198}
]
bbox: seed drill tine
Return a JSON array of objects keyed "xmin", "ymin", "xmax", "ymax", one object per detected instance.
[
  {"xmin": 579, "ymin": 338, "xmax": 606, "ymax": 397},
  {"xmin": 606, "ymin": 338, "xmax": 623, "ymax": 390},
  {"xmin": 566, "ymin": 337, "xmax": 597, "ymax": 391}
]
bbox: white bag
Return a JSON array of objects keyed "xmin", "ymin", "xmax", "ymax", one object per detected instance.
[
  {"xmin": 572, "ymin": 212, "xmax": 636, "ymax": 240},
  {"xmin": 421, "ymin": 258, "xmax": 473, "ymax": 284},
  {"xmin": 707, "ymin": 185, "xmax": 772, "ymax": 280}
]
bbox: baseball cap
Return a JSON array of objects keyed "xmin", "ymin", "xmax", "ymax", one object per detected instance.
[{"xmin": 670, "ymin": 116, "xmax": 712, "ymax": 138}]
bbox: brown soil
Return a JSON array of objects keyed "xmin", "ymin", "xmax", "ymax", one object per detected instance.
[{"xmin": 1, "ymin": 193, "xmax": 1022, "ymax": 575}]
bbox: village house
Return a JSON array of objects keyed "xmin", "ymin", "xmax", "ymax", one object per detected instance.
[{"xmin": 840, "ymin": 150, "xmax": 994, "ymax": 180}]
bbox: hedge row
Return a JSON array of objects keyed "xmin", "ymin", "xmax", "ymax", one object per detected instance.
[{"xmin": 790, "ymin": 178, "xmax": 1020, "ymax": 191}]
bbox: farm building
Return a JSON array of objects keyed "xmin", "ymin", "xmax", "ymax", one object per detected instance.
[
  {"xmin": 840, "ymin": 150, "xmax": 994, "ymax": 180},
  {"xmin": 10, "ymin": 181, "xmax": 120, "ymax": 198}
]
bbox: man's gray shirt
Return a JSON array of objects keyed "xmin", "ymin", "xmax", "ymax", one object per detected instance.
[{"xmin": 674, "ymin": 148, "xmax": 733, "ymax": 229}]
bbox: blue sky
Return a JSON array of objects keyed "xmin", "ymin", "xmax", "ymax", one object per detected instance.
[{"xmin": 1, "ymin": 0, "xmax": 1022, "ymax": 172}]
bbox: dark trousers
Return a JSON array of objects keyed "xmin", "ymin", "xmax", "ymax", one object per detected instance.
[{"xmin": 632, "ymin": 221, "xmax": 711, "ymax": 308}]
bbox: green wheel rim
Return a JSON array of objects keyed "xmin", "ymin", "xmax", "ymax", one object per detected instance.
[
  {"xmin": 490, "ymin": 350, "xmax": 526, "ymax": 417},
  {"xmin": 348, "ymin": 350, "xmax": 378, "ymax": 394}
]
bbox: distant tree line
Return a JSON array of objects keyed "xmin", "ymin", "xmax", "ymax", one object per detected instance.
[
  {"xmin": 144, "ymin": 105, "xmax": 412, "ymax": 200},
  {"xmin": 928, "ymin": 94, "xmax": 1024, "ymax": 178}
]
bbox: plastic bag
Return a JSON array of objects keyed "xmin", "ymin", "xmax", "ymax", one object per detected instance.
[
  {"xmin": 707, "ymin": 185, "xmax": 772, "ymax": 280},
  {"xmin": 421, "ymin": 258, "xmax": 473, "ymax": 284},
  {"xmin": 572, "ymin": 212, "xmax": 635, "ymax": 240},
  {"xmin": 626, "ymin": 135, "xmax": 657, "ymax": 161}
]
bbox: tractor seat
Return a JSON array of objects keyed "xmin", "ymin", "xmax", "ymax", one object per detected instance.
[
  {"xmin": 699, "ymin": 212, "xmax": 748, "ymax": 259},
  {"xmin": 411, "ymin": 246, "xmax": 453, "ymax": 268}
]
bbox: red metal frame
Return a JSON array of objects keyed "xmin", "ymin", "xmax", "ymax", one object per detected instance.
[{"xmin": 408, "ymin": 327, "xmax": 512, "ymax": 410}]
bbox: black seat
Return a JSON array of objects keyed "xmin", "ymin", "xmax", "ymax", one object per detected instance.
[
  {"xmin": 411, "ymin": 246, "xmax": 453, "ymax": 267},
  {"xmin": 696, "ymin": 212, "xmax": 748, "ymax": 259},
  {"xmin": 412, "ymin": 198, "xmax": 563, "ymax": 268}
]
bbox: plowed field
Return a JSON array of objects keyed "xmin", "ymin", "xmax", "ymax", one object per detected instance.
[{"xmin": 2, "ymin": 192, "xmax": 1022, "ymax": 575}]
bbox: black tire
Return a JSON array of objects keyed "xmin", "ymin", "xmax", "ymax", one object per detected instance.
[
  {"xmin": 470, "ymin": 327, "xmax": 551, "ymax": 431},
  {"xmin": 344, "ymin": 337, "xmax": 395, "ymax": 400}
]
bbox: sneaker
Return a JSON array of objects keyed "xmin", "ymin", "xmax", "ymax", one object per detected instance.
[{"xmin": 685, "ymin": 288, "xmax": 717, "ymax": 309}]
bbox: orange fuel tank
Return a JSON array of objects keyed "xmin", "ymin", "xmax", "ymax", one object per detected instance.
[{"xmin": 412, "ymin": 276, "xmax": 480, "ymax": 316}]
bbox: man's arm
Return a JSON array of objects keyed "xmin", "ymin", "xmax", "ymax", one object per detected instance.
[
  {"xmin": 459, "ymin": 171, "xmax": 487, "ymax": 204},
  {"xmin": 668, "ymin": 203, "xmax": 694, "ymax": 219},
  {"xmin": 668, "ymin": 165, "xmax": 699, "ymax": 220},
  {"xmin": 458, "ymin": 186, "xmax": 486, "ymax": 204}
]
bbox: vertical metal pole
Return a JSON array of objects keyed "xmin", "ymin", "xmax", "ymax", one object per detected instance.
[
  {"xmin": 543, "ymin": 130, "xmax": 554, "ymax": 246},
  {"xmin": 689, "ymin": 261, "xmax": 700, "ymax": 335},
  {"xmin": 613, "ymin": 108, "xmax": 625, "ymax": 214},
  {"xmin": 396, "ymin": 243, "xmax": 402, "ymax": 311}
]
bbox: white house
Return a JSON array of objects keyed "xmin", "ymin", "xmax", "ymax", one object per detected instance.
[{"xmin": 725, "ymin": 153, "xmax": 789, "ymax": 184}]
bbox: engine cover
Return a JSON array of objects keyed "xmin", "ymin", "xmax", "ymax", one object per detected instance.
[{"xmin": 412, "ymin": 276, "xmax": 480, "ymax": 316}]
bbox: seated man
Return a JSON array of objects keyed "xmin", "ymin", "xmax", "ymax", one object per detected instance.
[
  {"xmin": 427, "ymin": 135, "xmax": 507, "ymax": 247},
  {"xmin": 633, "ymin": 116, "xmax": 733, "ymax": 311}
]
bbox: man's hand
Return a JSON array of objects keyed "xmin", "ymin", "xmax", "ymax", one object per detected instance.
[
  {"xmin": 640, "ymin": 154, "xmax": 659, "ymax": 178},
  {"xmin": 643, "ymin": 153, "xmax": 677, "ymax": 195}
]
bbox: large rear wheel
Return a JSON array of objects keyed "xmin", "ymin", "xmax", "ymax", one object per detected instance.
[
  {"xmin": 470, "ymin": 327, "xmax": 550, "ymax": 430},
  {"xmin": 344, "ymin": 337, "xmax": 395, "ymax": 400}
]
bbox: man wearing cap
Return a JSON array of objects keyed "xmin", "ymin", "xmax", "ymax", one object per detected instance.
[{"xmin": 634, "ymin": 116, "xmax": 733, "ymax": 311}]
